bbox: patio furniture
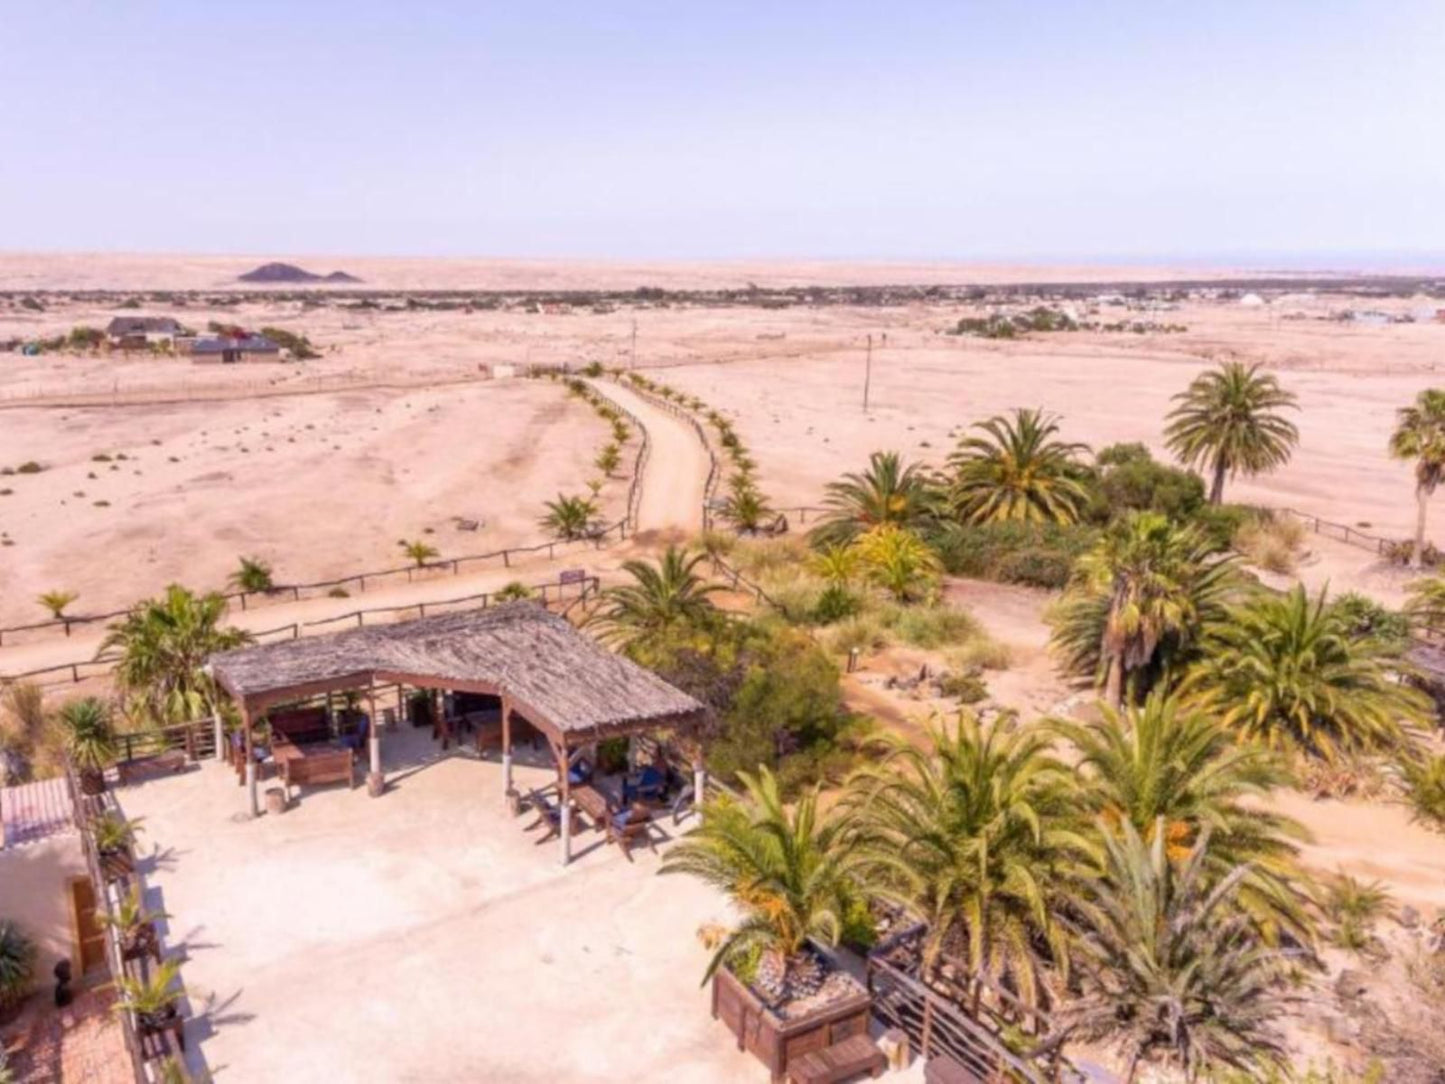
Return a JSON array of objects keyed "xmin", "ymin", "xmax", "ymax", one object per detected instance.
[
  {"xmin": 525, "ymin": 789, "xmax": 581, "ymax": 842},
  {"xmin": 606, "ymin": 803, "xmax": 656, "ymax": 860},
  {"xmin": 571, "ymin": 783, "xmax": 611, "ymax": 828},
  {"xmin": 787, "ymin": 1035, "xmax": 886, "ymax": 1084},
  {"xmin": 267, "ymin": 707, "xmax": 330, "ymax": 745},
  {"xmin": 567, "ymin": 757, "xmax": 594, "ymax": 787},
  {"xmin": 340, "ymin": 713, "xmax": 370, "ymax": 755},
  {"xmin": 272, "ymin": 734, "xmax": 356, "ymax": 791},
  {"xmin": 622, "ymin": 765, "xmax": 667, "ymax": 806}
]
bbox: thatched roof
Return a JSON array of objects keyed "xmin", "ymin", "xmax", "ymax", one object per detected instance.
[{"xmin": 208, "ymin": 603, "xmax": 705, "ymax": 742}]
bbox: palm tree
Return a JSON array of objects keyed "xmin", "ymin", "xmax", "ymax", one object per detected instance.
[
  {"xmin": 1181, "ymin": 585, "xmax": 1431, "ymax": 759},
  {"xmin": 588, "ymin": 546, "xmax": 725, "ymax": 649},
  {"xmin": 948, "ymin": 408, "xmax": 1091, "ymax": 525},
  {"xmin": 37, "ymin": 589, "xmax": 79, "ymax": 620},
  {"xmin": 1051, "ymin": 693, "xmax": 1312, "ymax": 942},
  {"xmin": 1053, "ymin": 512, "xmax": 1236, "ymax": 707},
  {"xmin": 397, "ymin": 539, "xmax": 439, "ymax": 568},
  {"xmin": 1065, "ymin": 822, "xmax": 1294, "ymax": 1083},
  {"xmin": 1164, "ymin": 361, "xmax": 1299, "ymax": 505},
  {"xmin": 227, "ymin": 556, "xmax": 274, "ymax": 594},
  {"xmin": 845, "ymin": 713, "xmax": 1092, "ymax": 1013},
  {"xmin": 719, "ymin": 485, "xmax": 772, "ymax": 534},
  {"xmin": 1389, "ymin": 388, "xmax": 1445, "ymax": 568},
  {"xmin": 809, "ymin": 451, "xmax": 937, "ymax": 548},
  {"xmin": 540, "ymin": 494, "xmax": 599, "ymax": 541},
  {"xmin": 98, "ymin": 584, "xmax": 252, "ymax": 725},
  {"xmin": 850, "ymin": 524, "xmax": 940, "ymax": 602},
  {"xmin": 661, "ymin": 767, "xmax": 861, "ymax": 1002},
  {"xmin": 594, "ymin": 443, "xmax": 622, "ymax": 477}
]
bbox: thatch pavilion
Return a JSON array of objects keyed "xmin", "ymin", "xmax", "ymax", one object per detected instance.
[{"xmin": 206, "ymin": 603, "xmax": 708, "ymax": 863}]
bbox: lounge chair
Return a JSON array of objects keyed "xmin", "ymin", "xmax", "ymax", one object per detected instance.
[
  {"xmin": 606, "ymin": 803, "xmax": 656, "ymax": 860},
  {"xmin": 622, "ymin": 765, "xmax": 666, "ymax": 806},
  {"xmin": 525, "ymin": 789, "xmax": 580, "ymax": 842}
]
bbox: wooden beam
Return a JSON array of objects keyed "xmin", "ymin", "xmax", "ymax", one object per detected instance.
[
  {"xmin": 240, "ymin": 702, "xmax": 259, "ymax": 819},
  {"xmin": 501, "ymin": 697, "xmax": 515, "ymax": 808},
  {"xmin": 366, "ymin": 682, "xmax": 383, "ymax": 797}
]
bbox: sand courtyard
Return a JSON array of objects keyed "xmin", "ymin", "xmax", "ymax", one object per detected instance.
[{"xmin": 115, "ymin": 727, "xmax": 767, "ymax": 1084}]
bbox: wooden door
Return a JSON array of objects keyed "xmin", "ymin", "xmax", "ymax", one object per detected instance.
[{"xmin": 68, "ymin": 876, "xmax": 107, "ymax": 974}]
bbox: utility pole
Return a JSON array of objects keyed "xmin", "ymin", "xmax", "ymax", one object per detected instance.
[
  {"xmin": 630, "ymin": 318, "xmax": 638, "ymax": 370},
  {"xmin": 862, "ymin": 333, "xmax": 873, "ymax": 412}
]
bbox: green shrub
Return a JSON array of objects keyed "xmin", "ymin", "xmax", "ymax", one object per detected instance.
[
  {"xmin": 993, "ymin": 547, "xmax": 1075, "ymax": 589},
  {"xmin": 811, "ymin": 584, "xmax": 861, "ymax": 625},
  {"xmin": 931, "ymin": 521, "xmax": 1095, "ymax": 587},
  {"xmin": 820, "ymin": 615, "xmax": 891, "ymax": 656},
  {"xmin": 1085, "ymin": 442, "xmax": 1206, "ymax": 523},
  {"xmin": 937, "ymin": 671, "xmax": 988, "ymax": 703},
  {"xmin": 1330, "ymin": 592, "xmax": 1411, "ymax": 648},
  {"xmin": 949, "ymin": 636, "xmax": 1013, "ymax": 671},
  {"xmin": 881, "ymin": 603, "xmax": 979, "ymax": 648},
  {"xmin": 1401, "ymin": 753, "xmax": 1445, "ymax": 830}
]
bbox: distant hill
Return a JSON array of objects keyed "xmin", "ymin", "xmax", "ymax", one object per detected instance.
[{"xmin": 237, "ymin": 262, "xmax": 362, "ymax": 284}]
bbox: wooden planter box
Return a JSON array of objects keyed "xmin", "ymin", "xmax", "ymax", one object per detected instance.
[{"xmin": 711, "ymin": 966, "xmax": 872, "ymax": 1083}]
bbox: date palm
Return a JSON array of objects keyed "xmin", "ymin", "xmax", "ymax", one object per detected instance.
[
  {"xmin": 588, "ymin": 546, "xmax": 725, "ymax": 649},
  {"xmin": 809, "ymin": 451, "xmax": 937, "ymax": 547},
  {"xmin": 1389, "ymin": 388, "xmax": 1445, "ymax": 568},
  {"xmin": 227, "ymin": 556, "xmax": 274, "ymax": 594},
  {"xmin": 594, "ymin": 443, "xmax": 622, "ymax": 477},
  {"xmin": 661, "ymin": 767, "xmax": 860, "ymax": 1000},
  {"xmin": 1051, "ymin": 693, "xmax": 1312, "ymax": 942},
  {"xmin": 1164, "ymin": 361, "xmax": 1299, "ymax": 505},
  {"xmin": 1404, "ymin": 573, "xmax": 1445, "ymax": 635},
  {"xmin": 719, "ymin": 484, "xmax": 772, "ymax": 534},
  {"xmin": 845, "ymin": 712, "xmax": 1093, "ymax": 1012},
  {"xmin": 1181, "ymin": 585, "xmax": 1430, "ymax": 759},
  {"xmin": 37, "ymin": 589, "xmax": 79, "ymax": 620},
  {"xmin": 1065, "ymin": 822, "xmax": 1295, "ymax": 1083},
  {"xmin": 949, "ymin": 408, "xmax": 1090, "ymax": 525},
  {"xmin": 540, "ymin": 494, "xmax": 599, "ymax": 541},
  {"xmin": 1053, "ymin": 512, "xmax": 1236, "ymax": 707},
  {"xmin": 98, "ymin": 584, "xmax": 252, "ymax": 724}
]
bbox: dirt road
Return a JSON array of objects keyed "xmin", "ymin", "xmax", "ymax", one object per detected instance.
[{"xmin": 592, "ymin": 378, "xmax": 708, "ymax": 538}]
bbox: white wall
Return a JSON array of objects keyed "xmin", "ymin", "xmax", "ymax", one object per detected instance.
[{"xmin": 0, "ymin": 832, "xmax": 87, "ymax": 981}]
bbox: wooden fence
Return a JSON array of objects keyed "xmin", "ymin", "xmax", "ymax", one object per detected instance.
[
  {"xmin": 0, "ymin": 573, "xmax": 598, "ymax": 690},
  {"xmin": 1275, "ymin": 506, "xmax": 1394, "ymax": 556}
]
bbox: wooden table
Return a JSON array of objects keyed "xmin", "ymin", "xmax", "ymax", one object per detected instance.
[{"xmin": 571, "ymin": 784, "xmax": 611, "ymax": 827}]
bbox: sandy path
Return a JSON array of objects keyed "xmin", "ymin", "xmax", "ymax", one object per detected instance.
[{"xmin": 591, "ymin": 379, "xmax": 707, "ymax": 538}]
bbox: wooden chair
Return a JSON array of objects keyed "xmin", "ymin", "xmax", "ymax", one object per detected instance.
[
  {"xmin": 606, "ymin": 804, "xmax": 657, "ymax": 861},
  {"xmin": 524, "ymin": 790, "xmax": 580, "ymax": 842}
]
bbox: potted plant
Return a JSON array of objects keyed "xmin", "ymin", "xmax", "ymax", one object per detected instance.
[
  {"xmin": 56, "ymin": 696, "xmax": 117, "ymax": 795},
  {"xmin": 660, "ymin": 769, "xmax": 874, "ymax": 1082},
  {"xmin": 0, "ymin": 920, "xmax": 36, "ymax": 1024},
  {"xmin": 99, "ymin": 885, "xmax": 168, "ymax": 965},
  {"xmin": 92, "ymin": 813, "xmax": 144, "ymax": 882},
  {"xmin": 113, "ymin": 958, "xmax": 183, "ymax": 1036}
]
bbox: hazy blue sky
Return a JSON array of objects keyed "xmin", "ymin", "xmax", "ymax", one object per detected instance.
[{"xmin": 3, "ymin": 1, "xmax": 1443, "ymax": 263}]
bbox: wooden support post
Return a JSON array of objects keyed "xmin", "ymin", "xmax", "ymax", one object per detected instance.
[
  {"xmin": 558, "ymin": 741, "xmax": 572, "ymax": 866},
  {"xmin": 213, "ymin": 712, "xmax": 225, "ymax": 761},
  {"xmin": 501, "ymin": 701, "xmax": 515, "ymax": 807},
  {"xmin": 693, "ymin": 759, "xmax": 708, "ymax": 808},
  {"xmin": 366, "ymin": 685, "xmax": 384, "ymax": 797},
  {"xmin": 241, "ymin": 704, "xmax": 259, "ymax": 819}
]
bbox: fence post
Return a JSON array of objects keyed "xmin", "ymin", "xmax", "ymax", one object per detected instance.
[
  {"xmin": 921, "ymin": 996, "xmax": 935, "ymax": 1058},
  {"xmin": 503, "ymin": 550, "xmax": 511, "ymax": 569}
]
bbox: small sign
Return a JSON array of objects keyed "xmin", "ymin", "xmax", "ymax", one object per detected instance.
[{"xmin": 559, "ymin": 568, "xmax": 587, "ymax": 585}]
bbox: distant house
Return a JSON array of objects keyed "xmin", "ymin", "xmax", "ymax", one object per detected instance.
[
  {"xmin": 106, "ymin": 315, "xmax": 182, "ymax": 348},
  {"xmin": 188, "ymin": 333, "xmax": 281, "ymax": 364}
]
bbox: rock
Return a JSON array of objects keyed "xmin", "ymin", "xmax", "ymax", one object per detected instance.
[
  {"xmin": 1400, "ymin": 904, "xmax": 1421, "ymax": 929},
  {"xmin": 1335, "ymin": 968, "xmax": 1369, "ymax": 1000},
  {"xmin": 1323, "ymin": 1013, "xmax": 1360, "ymax": 1043}
]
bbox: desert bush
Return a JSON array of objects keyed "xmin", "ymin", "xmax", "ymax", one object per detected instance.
[
  {"xmin": 931, "ymin": 520, "xmax": 1096, "ymax": 588},
  {"xmin": 1330, "ymin": 592, "xmax": 1411, "ymax": 648},
  {"xmin": 1085, "ymin": 442, "xmax": 1206, "ymax": 523},
  {"xmin": 1399, "ymin": 752, "xmax": 1445, "ymax": 830},
  {"xmin": 936, "ymin": 670, "xmax": 988, "ymax": 703},
  {"xmin": 1324, "ymin": 872, "xmax": 1392, "ymax": 954},
  {"xmin": 1234, "ymin": 514, "xmax": 1306, "ymax": 574},
  {"xmin": 877, "ymin": 602, "xmax": 978, "ymax": 648},
  {"xmin": 1295, "ymin": 752, "xmax": 1390, "ymax": 800},
  {"xmin": 948, "ymin": 635, "xmax": 1013, "ymax": 671},
  {"xmin": 811, "ymin": 584, "xmax": 862, "ymax": 625},
  {"xmin": 820, "ymin": 615, "xmax": 891, "ymax": 656},
  {"xmin": 730, "ymin": 536, "xmax": 810, "ymax": 579}
]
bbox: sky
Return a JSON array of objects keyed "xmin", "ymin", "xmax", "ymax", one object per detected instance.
[{"xmin": 2, "ymin": 0, "xmax": 1443, "ymax": 264}]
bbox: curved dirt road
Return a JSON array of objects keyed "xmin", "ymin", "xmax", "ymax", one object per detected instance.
[{"xmin": 590, "ymin": 378, "xmax": 708, "ymax": 538}]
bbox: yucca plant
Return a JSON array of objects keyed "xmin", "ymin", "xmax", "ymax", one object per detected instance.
[
  {"xmin": 0, "ymin": 920, "xmax": 36, "ymax": 1016},
  {"xmin": 55, "ymin": 696, "xmax": 117, "ymax": 795},
  {"xmin": 93, "ymin": 813, "xmax": 144, "ymax": 881},
  {"xmin": 1323, "ymin": 872, "xmax": 1392, "ymax": 955},
  {"xmin": 494, "ymin": 581, "xmax": 534, "ymax": 603},
  {"xmin": 594, "ymin": 443, "xmax": 622, "ymax": 477},
  {"xmin": 851, "ymin": 524, "xmax": 940, "ymax": 602},
  {"xmin": 112, "ymin": 958, "xmax": 183, "ymax": 1030},
  {"xmin": 37, "ymin": 589, "xmax": 79, "ymax": 620}
]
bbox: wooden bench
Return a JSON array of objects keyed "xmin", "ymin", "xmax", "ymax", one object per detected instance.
[
  {"xmin": 787, "ymin": 1034, "xmax": 886, "ymax": 1084},
  {"xmin": 924, "ymin": 1053, "xmax": 987, "ymax": 1084},
  {"xmin": 116, "ymin": 748, "xmax": 188, "ymax": 785},
  {"xmin": 272, "ymin": 734, "xmax": 355, "ymax": 790}
]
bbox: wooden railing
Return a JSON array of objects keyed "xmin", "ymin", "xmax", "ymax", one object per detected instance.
[{"xmin": 1275, "ymin": 506, "xmax": 1394, "ymax": 556}]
